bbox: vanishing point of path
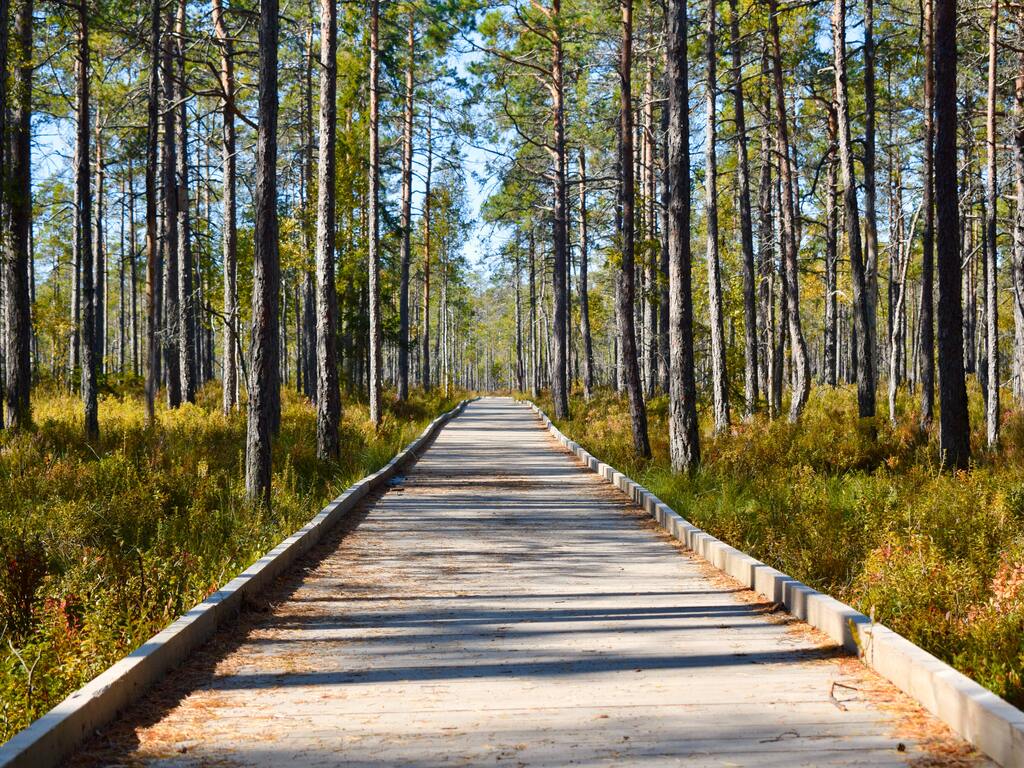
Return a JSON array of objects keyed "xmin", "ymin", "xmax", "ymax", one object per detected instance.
[{"xmin": 75, "ymin": 398, "xmax": 984, "ymax": 767}]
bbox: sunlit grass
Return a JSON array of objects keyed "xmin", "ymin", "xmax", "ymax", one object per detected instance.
[
  {"xmin": 0, "ymin": 382, "xmax": 461, "ymax": 741},
  {"xmin": 531, "ymin": 384, "xmax": 1024, "ymax": 707}
]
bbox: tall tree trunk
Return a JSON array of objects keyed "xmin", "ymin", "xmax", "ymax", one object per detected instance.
[
  {"xmin": 93, "ymin": 110, "xmax": 105, "ymax": 375},
  {"xmin": 368, "ymin": 0, "xmax": 383, "ymax": 426},
  {"xmin": 514, "ymin": 251, "xmax": 524, "ymax": 390},
  {"xmin": 833, "ymin": 0, "xmax": 875, "ymax": 420},
  {"xmin": 984, "ymin": 0, "xmax": 999, "ymax": 447},
  {"xmin": 245, "ymin": 0, "xmax": 281, "ymax": 504},
  {"xmin": 144, "ymin": 0, "xmax": 160, "ymax": 422},
  {"xmin": 920, "ymin": 0, "xmax": 936, "ymax": 426},
  {"xmin": 550, "ymin": 0, "xmax": 570, "ymax": 419},
  {"xmin": 863, "ymin": 0, "xmax": 879, "ymax": 391},
  {"xmin": 666, "ymin": 0, "xmax": 699, "ymax": 470},
  {"xmin": 578, "ymin": 148, "xmax": 594, "ymax": 399},
  {"xmin": 705, "ymin": 0, "xmax": 729, "ymax": 433},
  {"xmin": 824, "ymin": 104, "xmax": 839, "ymax": 387},
  {"xmin": 77, "ymin": 0, "xmax": 98, "ymax": 440},
  {"xmin": 767, "ymin": 0, "xmax": 810, "ymax": 420},
  {"xmin": 1013, "ymin": 38, "xmax": 1024, "ymax": 404},
  {"xmin": 0, "ymin": 0, "xmax": 7, "ymax": 422},
  {"xmin": 213, "ymin": 0, "xmax": 237, "ymax": 414},
  {"xmin": 529, "ymin": 228, "xmax": 539, "ymax": 396},
  {"xmin": 643, "ymin": 53, "xmax": 657, "ymax": 396},
  {"xmin": 398, "ymin": 9, "xmax": 415, "ymax": 401},
  {"xmin": 315, "ymin": 0, "xmax": 340, "ymax": 459},
  {"xmin": 176, "ymin": 0, "xmax": 195, "ymax": 403},
  {"xmin": 5, "ymin": 0, "xmax": 32, "ymax": 429},
  {"xmin": 728, "ymin": 0, "xmax": 756, "ymax": 416},
  {"xmin": 934, "ymin": 0, "xmax": 970, "ymax": 468},
  {"xmin": 161, "ymin": 6, "xmax": 181, "ymax": 409},
  {"xmin": 658, "ymin": 71, "xmax": 670, "ymax": 394},
  {"xmin": 421, "ymin": 107, "xmax": 432, "ymax": 392},
  {"xmin": 757, "ymin": 133, "xmax": 774, "ymax": 408},
  {"xmin": 619, "ymin": 0, "xmax": 651, "ymax": 457},
  {"xmin": 129, "ymin": 158, "xmax": 138, "ymax": 376}
]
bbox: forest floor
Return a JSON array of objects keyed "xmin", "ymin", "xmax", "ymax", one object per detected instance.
[
  {"xmin": 0, "ymin": 380, "xmax": 461, "ymax": 742},
  {"xmin": 530, "ymin": 383, "xmax": 1024, "ymax": 710}
]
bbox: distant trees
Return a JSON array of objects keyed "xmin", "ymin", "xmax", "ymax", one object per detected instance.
[{"xmin": 7, "ymin": 0, "xmax": 1015, "ymax": 481}]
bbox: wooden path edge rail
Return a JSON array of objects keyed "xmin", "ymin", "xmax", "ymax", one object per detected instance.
[
  {"xmin": 0, "ymin": 398, "xmax": 477, "ymax": 768},
  {"xmin": 526, "ymin": 399, "xmax": 1024, "ymax": 768}
]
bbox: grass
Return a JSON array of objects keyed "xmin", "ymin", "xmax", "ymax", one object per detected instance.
[
  {"xmin": 0, "ymin": 381, "xmax": 461, "ymax": 742},
  {"xmin": 529, "ymin": 383, "xmax": 1024, "ymax": 708}
]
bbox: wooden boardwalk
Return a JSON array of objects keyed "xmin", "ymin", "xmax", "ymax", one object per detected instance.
[{"xmin": 74, "ymin": 398, "xmax": 984, "ymax": 767}]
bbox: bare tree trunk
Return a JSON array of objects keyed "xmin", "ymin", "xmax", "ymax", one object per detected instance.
[
  {"xmin": 1013, "ymin": 40, "xmax": 1024, "ymax": 404},
  {"xmin": 175, "ymin": 0, "xmax": 195, "ymax": 403},
  {"xmin": 757, "ymin": 135, "xmax": 774, "ymax": 408},
  {"xmin": 529, "ymin": 228, "xmax": 539, "ymax": 396},
  {"xmin": 704, "ymin": 0, "xmax": 729, "ymax": 433},
  {"xmin": 129, "ymin": 159, "xmax": 138, "ymax": 376},
  {"xmin": 833, "ymin": 0, "xmax": 875, "ymax": 420},
  {"xmin": 920, "ymin": 0, "xmax": 936, "ymax": 426},
  {"xmin": 398, "ymin": 9, "xmax": 415, "ymax": 401},
  {"xmin": 421, "ymin": 107, "xmax": 432, "ymax": 392},
  {"xmin": 666, "ymin": 0, "xmax": 699, "ymax": 470},
  {"xmin": 619, "ymin": 0, "xmax": 651, "ymax": 456},
  {"xmin": 727, "ymin": 0, "xmax": 756, "ymax": 417},
  {"xmin": 161, "ymin": 5, "xmax": 181, "ymax": 409},
  {"xmin": 93, "ymin": 110, "xmax": 105, "ymax": 375},
  {"xmin": 213, "ymin": 0, "xmax": 237, "ymax": 414},
  {"xmin": 119, "ymin": 177, "xmax": 126, "ymax": 373},
  {"xmin": 767, "ymin": 0, "xmax": 810, "ymax": 421},
  {"xmin": 643, "ymin": 53, "xmax": 657, "ymax": 397},
  {"xmin": 368, "ymin": 0, "xmax": 383, "ymax": 426},
  {"xmin": 5, "ymin": 0, "xmax": 32, "ymax": 428},
  {"xmin": 514, "ymin": 251, "xmax": 524, "ymax": 390},
  {"xmin": 550, "ymin": 0, "xmax": 570, "ymax": 419},
  {"xmin": 984, "ymin": 0, "xmax": 1000, "ymax": 446},
  {"xmin": 824, "ymin": 104, "xmax": 839, "ymax": 387},
  {"xmin": 144, "ymin": 0, "xmax": 160, "ymax": 422},
  {"xmin": 578, "ymin": 148, "xmax": 594, "ymax": 399},
  {"xmin": 245, "ymin": 0, "xmax": 280, "ymax": 504},
  {"xmin": 934, "ymin": 0, "xmax": 970, "ymax": 468},
  {"xmin": 315, "ymin": 0, "xmax": 340, "ymax": 459},
  {"xmin": 76, "ymin": 0, "xmax": 98, "ymax": 440},
  {"xmin": 0, "ymin": 0, "xmax": 7, "ymax": 422},
  {"xmin": 863, "ymin": 0, "xmax": 880, "ymax": 391}
]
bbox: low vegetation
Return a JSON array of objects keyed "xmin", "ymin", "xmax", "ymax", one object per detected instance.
[
  {"xmin": 533, "ymin": 386, "xmax": 1024, "ymax": 708},
  {"xmin": 0, "ymin": 383, "xmax": 460, "ymax": 741}
]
